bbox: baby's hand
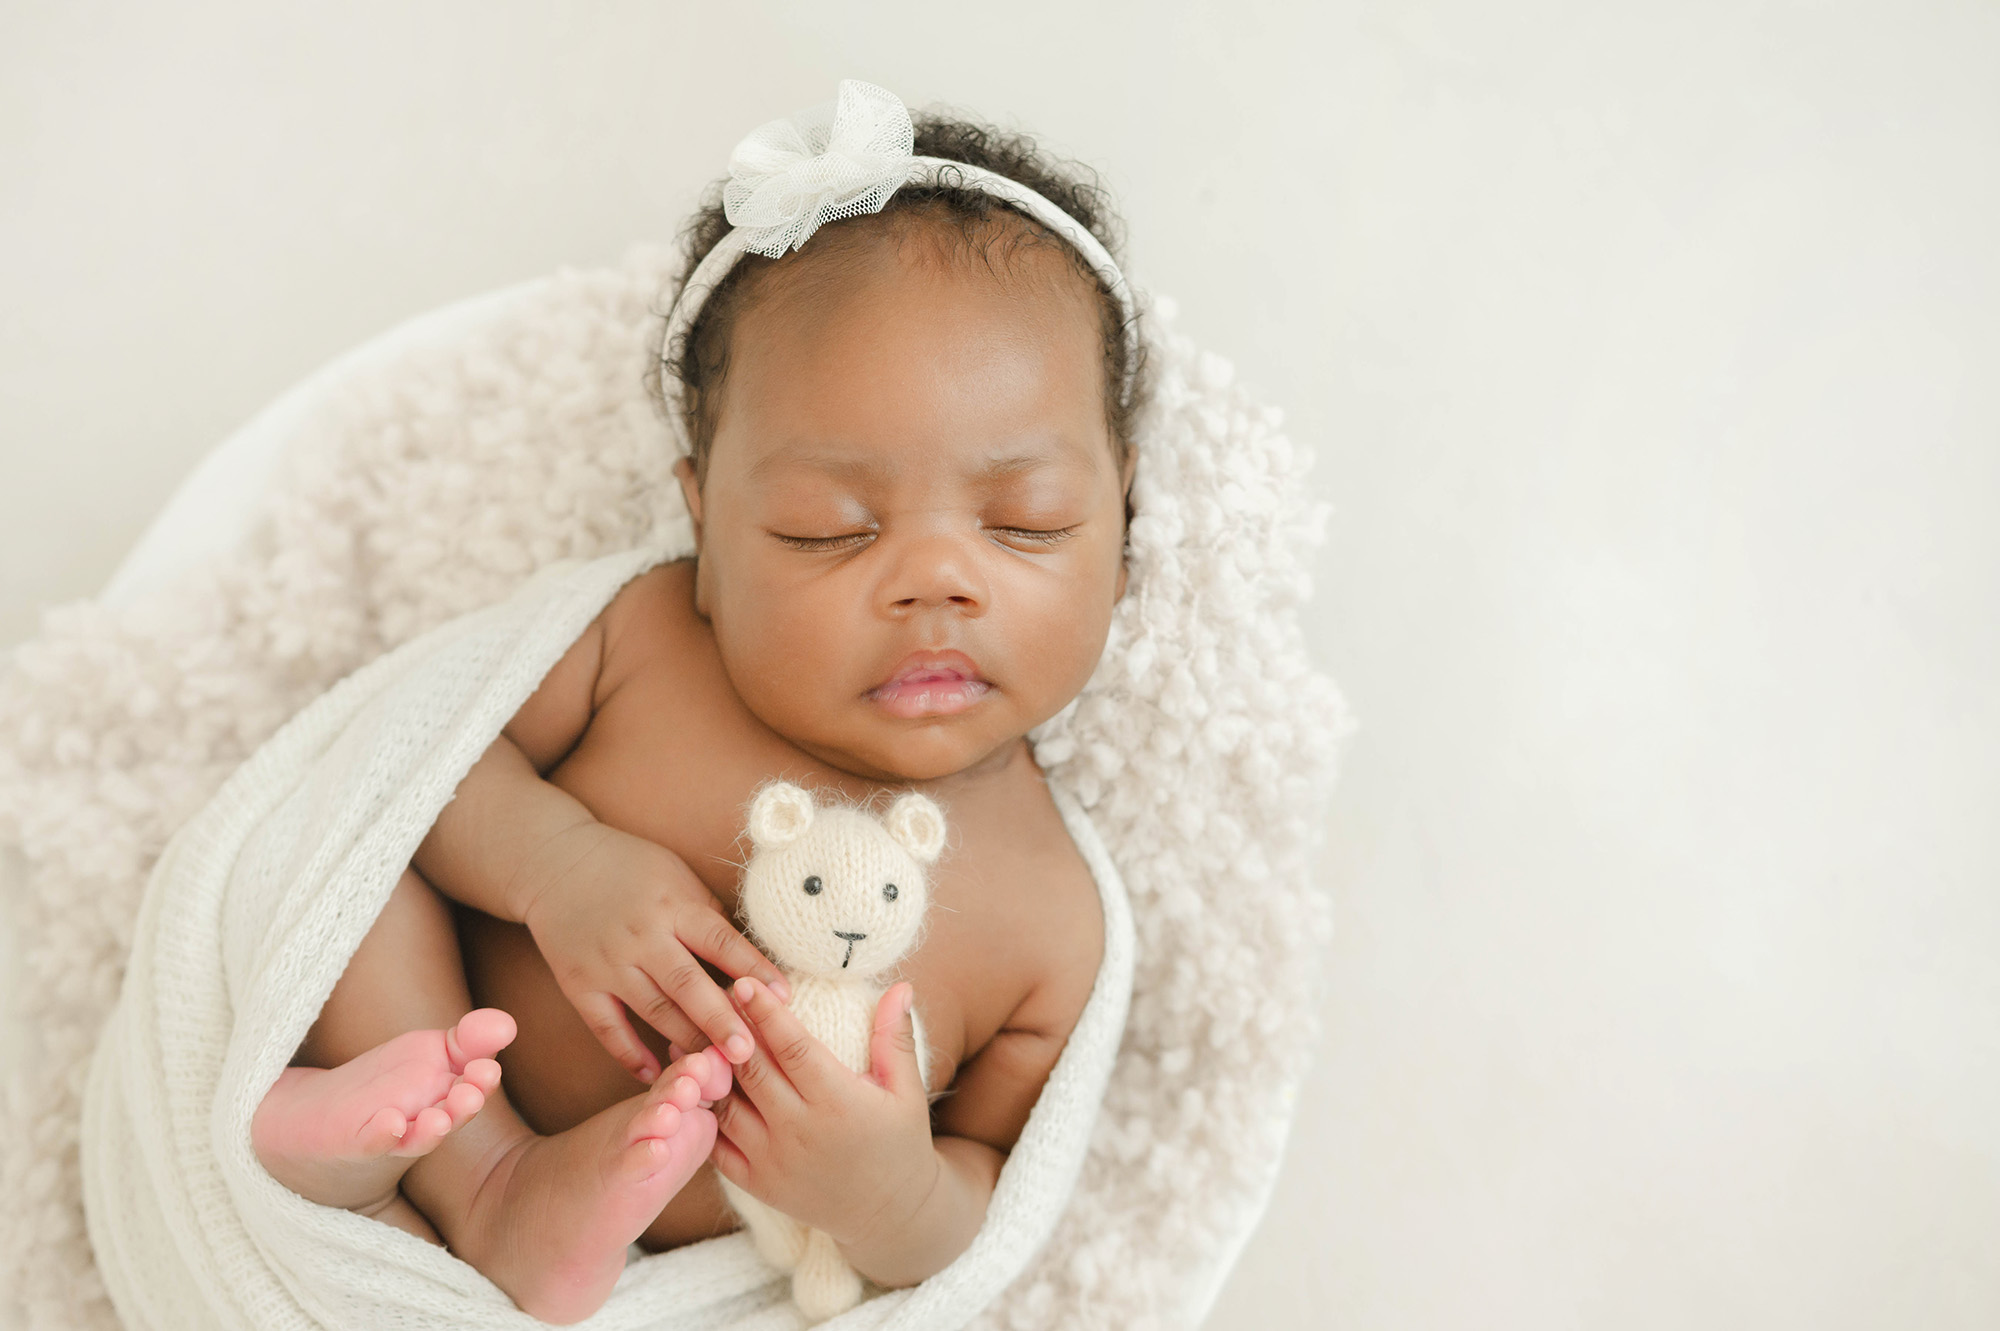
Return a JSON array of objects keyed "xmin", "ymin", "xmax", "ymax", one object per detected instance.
[
  {"xmin": 711, "ymin": 977, "xmax": 936, "ymax": 1251},
  {"xmin": 519, "ymin": 822, "xmax": 790, "ymax": 1083}
]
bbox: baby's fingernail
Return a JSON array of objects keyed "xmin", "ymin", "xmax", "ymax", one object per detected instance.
[
  {"xmin": 638, "ymin": 1066, "xmax": 657, "ymax": 1084},
  {"xmin": 772, "ymin": 978, "xmax": 792, "ymax": 1002},
  {"xmin": 734, "ymin": 977, "xmax": 755, "ymax": 1003},
  {"xmin": 727, "ymin": 1032, "xmax": 754, "ymax": 1062}
]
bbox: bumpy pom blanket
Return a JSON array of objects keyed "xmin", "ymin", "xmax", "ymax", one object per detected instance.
[{"xmin": 0, "ymin": 247, "xmax": 1350, "ymax": 1329}]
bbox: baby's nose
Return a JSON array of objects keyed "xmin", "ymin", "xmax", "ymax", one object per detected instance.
[{"xmin": 880, "ymin": 533, "xmax": 989, "ymax": 618}]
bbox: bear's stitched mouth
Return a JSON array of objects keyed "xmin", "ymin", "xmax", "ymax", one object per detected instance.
[{"xmin": 834, "ymin": 929, "xmax": 867, "ymax": 968}]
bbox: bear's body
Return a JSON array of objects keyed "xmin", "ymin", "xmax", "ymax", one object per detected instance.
[{"xmin": 721, "ymin": 782, "xmax": 946, "ymax": 1323}]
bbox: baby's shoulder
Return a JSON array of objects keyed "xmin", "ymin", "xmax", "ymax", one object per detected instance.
[
  {"xmin": 600, "ymin": 559, "xmax": 702, "ymax": 654},
  {"xmin": 590, "ymin": 560, "xmax": 723, "ymax": 698},
  {"xmin": 1009, "ymin": 800, "xmax": 1106, "ymax": 1018},
  {"xmin": 945, "ymin": 771, "xmax": 1105, "ymax": 1027},
  {"xmin": 500, "ymin": 562, "xmax": 699, "ymax": 768}
]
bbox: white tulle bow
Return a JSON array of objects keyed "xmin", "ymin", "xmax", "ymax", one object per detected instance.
[{"xmin": 722, "ymin": 79, "xmax": 917, "ymax": 257}]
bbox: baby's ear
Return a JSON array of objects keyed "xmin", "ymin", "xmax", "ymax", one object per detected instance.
[
  {"xmin": 672, "ymin": 454, "xmax": 704, "ymax": 538},
  {"xmin": 884, "ymin": 792, "xmax": 946, "ymax": 864},
  {"xmin": 748, "ymin": 782, "xmax": 815, "ymax": 850}
]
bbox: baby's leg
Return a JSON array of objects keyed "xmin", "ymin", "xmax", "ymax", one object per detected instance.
[
  {"xmin": 455, "ymin": 907, "xmax": 747, "ymax": 1252},
  {"xmin": 296, "ymin": 867, "xmax": 730, "ymax": 1323}
]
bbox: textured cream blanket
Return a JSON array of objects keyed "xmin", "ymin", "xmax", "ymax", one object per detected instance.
[
  {"xmin": 0, "ymin": 248, "xmax": 1350, "ymax": 1329},
  {"xmin": 77, "ymin": 545, "xmax": 1135, "ymax": 1331}
]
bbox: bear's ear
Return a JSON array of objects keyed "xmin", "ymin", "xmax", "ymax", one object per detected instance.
[
  {"xmin": 884, "ymin": 792, "xmax": 946, "ymax": 864},
  {"xmin": 748, "ymin": 782, "xmax": 816, "ymax": 850}
]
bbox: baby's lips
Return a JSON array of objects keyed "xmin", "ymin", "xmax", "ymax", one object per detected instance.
[{"xmin": 867, "ymin": 647, "xmax": 989, "ymax": 693}]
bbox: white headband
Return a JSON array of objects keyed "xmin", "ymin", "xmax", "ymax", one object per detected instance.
[{"xmin": 660, "ymin": 79, "xmax": 1140, "ymax": 444}]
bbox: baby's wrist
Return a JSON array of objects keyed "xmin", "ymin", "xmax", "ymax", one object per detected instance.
[
  {"xmin": 833, "ymin": 1145, "xmax": 947, "ymax": 1279},
  {"xmin": 510, "ymin": 816, "xmax": 607, "ymax": 926}
]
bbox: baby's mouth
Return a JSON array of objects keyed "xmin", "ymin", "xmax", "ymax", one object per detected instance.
[{"xmin": 863, "ymin": 649, "xmax": 992, "ymax": 720}]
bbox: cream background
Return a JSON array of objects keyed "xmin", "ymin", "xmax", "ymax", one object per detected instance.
[{"xmin": 4, "ymin": 2, "xmax": 1998, "ymax": 1328}]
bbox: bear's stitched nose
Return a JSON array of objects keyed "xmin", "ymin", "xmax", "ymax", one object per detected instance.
[{"xmin": 834, "ymin": 929, "xmax": 866, "ymax": 969}]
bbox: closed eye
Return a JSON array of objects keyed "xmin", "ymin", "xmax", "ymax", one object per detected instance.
[
  {"xmin": 773, "ymin": 531, "xmax": 875, "ymax": 552},
  {"xmin": 989, "ymin": 525, "xmax": 1079, "ymax": 547}
]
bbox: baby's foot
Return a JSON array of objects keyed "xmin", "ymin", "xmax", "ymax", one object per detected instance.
[
  {"xmin": 252, "ymin": 1008, "xmax": 517, "ymax": 1215},
  {"xmin": 451, "ymin": 1048, "xmax": 730, "ymax": 1324}
]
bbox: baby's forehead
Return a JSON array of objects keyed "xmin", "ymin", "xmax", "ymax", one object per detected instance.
[
  {"xmin": 700, "ymin": 213, "xmax": 1122, "ymax": 490},
  {"xmin": 744, "ymin": 435, "xmax": 1103, "ymax": 487},
  {"xmin": 730, "ymin": 215, "xmax": 1104, "ymax": 375},
  {"xmin": 754, "ymin": 204, "xmax": 1102, "ymax": 312}
]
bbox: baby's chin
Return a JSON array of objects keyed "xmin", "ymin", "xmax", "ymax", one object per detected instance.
[{"xmin": 789, "ymin": 721, "xmax": 1027, "ymax": 786}]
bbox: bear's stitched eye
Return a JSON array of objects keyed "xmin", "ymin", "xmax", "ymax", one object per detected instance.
[
  {"xmin": 883, "ymin": 883, "xmax": 899, "ymax": 901},
  {"xmin": 803, "ymin": 875, "xmax": 823, "ymax": 896}
]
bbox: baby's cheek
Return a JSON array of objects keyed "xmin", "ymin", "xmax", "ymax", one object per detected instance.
[{"xmin": 1017, "ymin": 607, "xmax": 1112, "ymax": 709}]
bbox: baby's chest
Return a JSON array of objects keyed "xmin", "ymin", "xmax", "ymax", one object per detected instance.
[{"xmin": 553, "ymin": 666, "xmax": 1098, "ymax": 1093}]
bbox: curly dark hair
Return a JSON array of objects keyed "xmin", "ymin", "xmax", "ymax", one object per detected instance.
[{"xmin": 657, "ymin": 110, "xmax": 1147, "ymax": 486}]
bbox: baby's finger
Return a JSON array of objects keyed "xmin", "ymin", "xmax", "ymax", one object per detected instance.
[
  {"xmin": 724, "ymin": 1000, "xmax": 808, "ymax": 1119},
  {"xmin": 682, "ymin": 912, "xmax": 792, "ymax": 1004},
  {"xmin": 709, "ymin": 1128, "xmax": 753, "ymax": 1190},
  {"xmin": 645, "ymin": 949, "xmax": 757, "ymax": 1065},
  {"xmin": 731, "ymin": 977, "xmax": 837, "ymax": 1102},
  {"xmin": 621, "ymin": 969, "xmax": 715, "ymax": 1058},
  {"xmin": 710, "ymin": 1088, "xmax": 769, "ymax": 1166},
  {"xmin": 572, "ymin": 989, "xmax": 663, "ymax": 1085},
  {"xmin": 868, "ymin": 982, "xmax": 925, "ymax": 1101}
]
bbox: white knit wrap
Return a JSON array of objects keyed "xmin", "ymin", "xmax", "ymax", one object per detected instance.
[
  {"xmin": 77, "ymin": 545, "xmax": 1135, "ymax": 1331},
  {"xmin": 0, "ymin": 246, "xmax": 1351, "ymax": 1330}
]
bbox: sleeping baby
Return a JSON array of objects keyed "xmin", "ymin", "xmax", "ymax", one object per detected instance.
[{"xmin": 248, "ymin": 83, "xmax": 1143, "ymax": 1323}]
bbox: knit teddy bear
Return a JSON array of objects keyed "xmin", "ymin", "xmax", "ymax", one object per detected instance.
[{"xmin": 723, "ymin": 780, "xmax": 946, "ymax": 1323}]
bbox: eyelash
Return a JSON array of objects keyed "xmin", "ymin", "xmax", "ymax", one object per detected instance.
[
  {"xmin": 992, "ymin": 525, "xmax": 1079, "ymax": 546},
  {"xmin": 775, "ymin": 533, "xmax": 872, "ymax": 551},
  {"xmin": 773, "ymin": 526, "xmax": 1079, "ymax": 551}
]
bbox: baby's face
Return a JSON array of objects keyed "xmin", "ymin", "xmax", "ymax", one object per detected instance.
[{"xmin": 678, "ymin": 231, "xmax": 1131, "ymax": 783}]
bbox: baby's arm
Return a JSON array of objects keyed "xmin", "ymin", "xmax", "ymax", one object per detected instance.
[
  {"xmin": 413, "ymin": 614, "xmax": 787, "ymax": 1080},
  {"xmin": 843, "ymin": 1003, "xmax": 1076, "ymax": 1284}
]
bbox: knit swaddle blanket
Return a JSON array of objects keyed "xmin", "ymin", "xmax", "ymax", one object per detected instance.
[
  {"xmin": 78, "ymin": 543, "xmax": 1135, "ymax": 1331},
  {"xmin": 0, "ymin": 247, "xmax": 1350, "ymax": 1329}
]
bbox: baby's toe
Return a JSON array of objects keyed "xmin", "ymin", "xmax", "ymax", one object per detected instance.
[
  {"xmin": 620, "ymin": 1104, "xmax": 715, "ymax": 1188},
  {"xmin": 443, "ymin": 1078, "xmax": 486, "ymax": 1127},
  {"xmin": 662, "ymin": 1074, "xmax": 704, "ymax": 1113},
  {"xmin": 628, "ymin": 1099, "xmax": 683, "ymax": 1151},
  {"xmin": 459, "ymin": 1056, "xmax": 503, "ymax": 1097},
  {"xmin": 356, "ymin": 1107, "xmax": 409, "ymax": 1155},
  {"xmin": 446, "ymin": 1008, "xmax": 518, "ymax": 1069},
  {"xmin": 394, "ymin": 1104, "xmax": 453, "ymax": 1157},
  {"xmin": 680, "ymin": 1049, "xmax": 734, "ymax": 1104}
]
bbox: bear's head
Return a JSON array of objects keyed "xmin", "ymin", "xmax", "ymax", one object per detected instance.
[{"xmin": 738, "ymin": 782, "xmax": 945, "ymax": 979}]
